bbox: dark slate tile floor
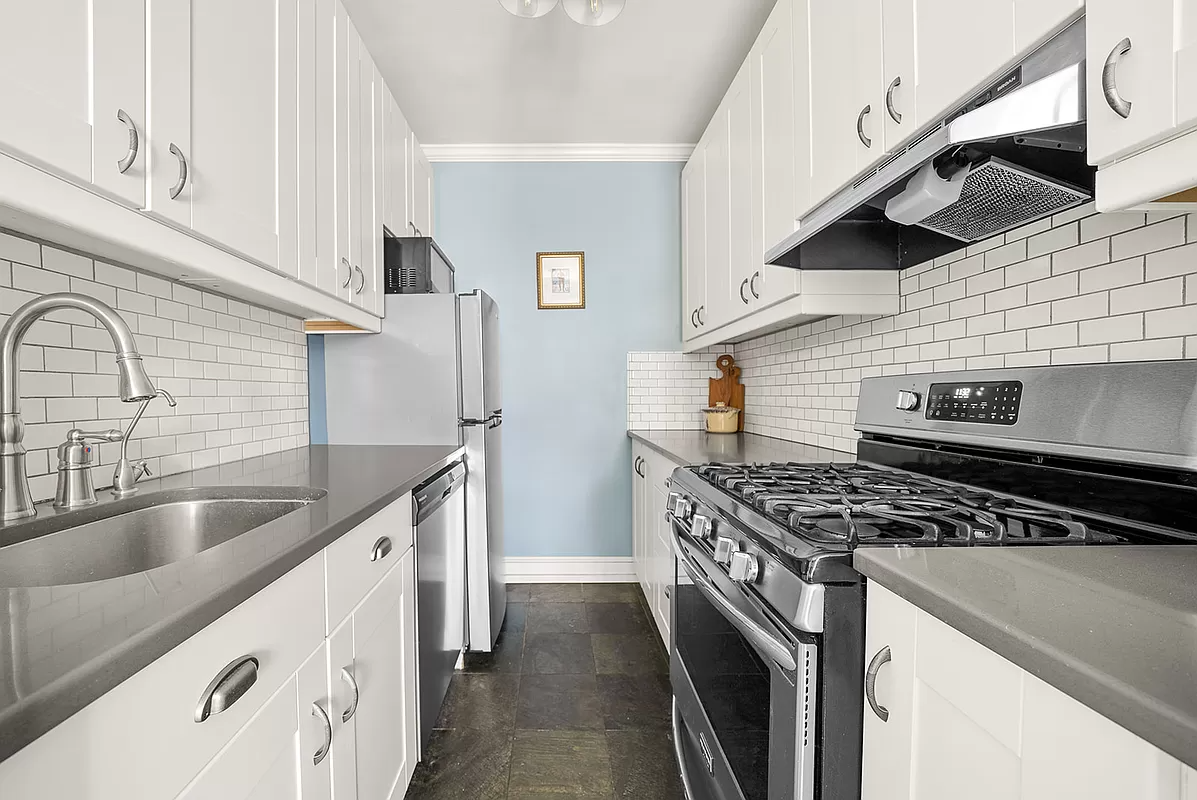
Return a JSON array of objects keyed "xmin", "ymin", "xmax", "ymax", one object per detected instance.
[{"xmin": 405, "ymin": 583, "xmax": 685, "ymax": 800}]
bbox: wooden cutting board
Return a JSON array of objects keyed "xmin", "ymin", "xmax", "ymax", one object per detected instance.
[{"xmin": 708, "ymin": 354, "xmax": 745, "ymax": 431}]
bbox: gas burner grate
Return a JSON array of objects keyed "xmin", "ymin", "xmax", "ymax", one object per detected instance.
[{"xmin": 693, "ymin": 463, "xmax": 1129, "ymax": 547}]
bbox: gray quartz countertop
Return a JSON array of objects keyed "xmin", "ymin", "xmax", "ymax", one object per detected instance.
[
  {"xmin": 856, "ymin": 546, "xmax": 1197, "ymax": 770},
  {"xmin": 627, "ymin": 429, "xmax": 853, "ymax": 466},
  {"xmin": 0, "ymin": 444, "xmax": 463, "ymax": 763}
]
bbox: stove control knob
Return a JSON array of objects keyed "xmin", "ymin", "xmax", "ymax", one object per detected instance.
[
  {"xmin": 714, "ymin": 536, "xmax": 736, "ymax": 564},
  {"xmin": 728, "ymin": 552, "xmax": 760, "ymax": 583},
  {"xmin": 667, "ymin": 493, "xmax": 691, "ymax": 521},
  {"xmin": 691, "ymin": 514, "xmax": 712, "ymax": 540},
  {"xmin": 896, "ymin": 390, "xmax": 921, "ymax": 412}
]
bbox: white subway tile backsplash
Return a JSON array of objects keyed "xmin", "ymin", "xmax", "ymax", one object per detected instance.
[
  {"xmin": 1111, "ymin": 218, "xmax": 1186, "ymax": 260},
  {"xmin": 0, "ymin": 228, "xmax": 307, "ymax": 501}
]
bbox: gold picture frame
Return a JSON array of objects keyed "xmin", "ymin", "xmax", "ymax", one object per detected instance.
[{"xmin": 536, "ymin": 252, "xmax": 586, "ymax": 310}]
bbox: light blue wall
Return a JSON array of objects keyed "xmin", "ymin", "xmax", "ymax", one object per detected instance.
[{"xmin": 437, "ymin": 162, "xmax": 682, "ymax": 557}]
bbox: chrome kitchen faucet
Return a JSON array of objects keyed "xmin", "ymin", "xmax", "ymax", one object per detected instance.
[{"xmin": 0, "ymin": 293, "xmax": 159, "ymax": 520}]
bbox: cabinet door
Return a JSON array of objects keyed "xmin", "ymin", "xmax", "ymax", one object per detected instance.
[
  {"xmin": 651, "ymin": 482, "xmax": 672, "ymax": 645},
  {"xmin": 916, "ymin": 0, "xmax": 1015, "ymax": 130},
  {"xmin": 702, "ymin": 114, "xmax": 730, "ymax": 333},
  {"xmin": 295, "ymin": 0, "xmax": 320, "ymax": 288},
  {"xmin": 681, "ymin": 153, "xmax": 706, "ymax": 341},
  {"xmin": 1015, "ymin": 0, "xmax": 1083, "ymax": 52},
  {"xmin": 189, "ymin": 0, "xmax": 281, "ymax": 269},
  {"xmin": 411, "ymin": 134, "xmax": 433, "ymax": 237},
  {"xmin": 861, "ymin": 584, "xmax": 918, "ymax": 800},
  {"xmin": 334, "ymin": 3, "xmax": 355, "ymax": 303},
  {"xmin": 353, "ymin": 48, "xmax": 380, "ymax": 312},
  {"xmin": 350, "ymin": 550, "xmax": 419, "ymax": 800},
  {"xmin": 174, "ymin": 645, "xmax": 333, "ymax": 800},
  {"xmin": 852, "ymin": 0, "xmax": 886, "ymax": 173},
  {"xmin": 726, "ymin": 65, "xmax": 754, "ymax": 324},
  {"xmin": 0, "ymin": 0, "xmax": 145, "ymax": 206},
  {"xmin": 1087, "ymin": 0, "xmax": 1178, "ymax": 165},
  {"xmin": 633, "ymin": 447, "xmax": 649, "ymax": 598},
  {"xmin": 385, "ymin": 91, "xmax": 410, "ymax": 237},
  {"xmin": 315, "ymin": 0, "xmax": 341, "ymax": 296},
  {"xmin": 751, "ymin": 0, "xmax": 800, "ymax": 308},
  {"xmin": 146, "ymin": 0, "xmax": 192, "ymax": 228},
  {"xmin": 1177, "ymin": 0, "xmax": 1197, "ymax": 131},
  {"xmin": 881, "ymin": 0, "xmax": 916, "ymax": 151},
  {"xmin": 329, "ymin": 621, "xmax": 360, "ymax": 800},
  {"xmin": 277, "ymin": 0, "xmax": 300, "ymax": 281},
  {"xmin": 808, "ymin": 1, "xmax": 861, "ymax": 204}
]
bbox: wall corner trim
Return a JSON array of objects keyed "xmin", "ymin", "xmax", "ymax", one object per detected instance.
[
  {"xmin": 505, "ymin": 557, "xmax": 637, "ymax": 583},
  {"xmin": 422, "ymin": 143, "xmax": 695, "ymax": 163}
]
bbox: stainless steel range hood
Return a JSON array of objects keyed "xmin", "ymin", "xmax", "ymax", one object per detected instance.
[{"xmin": 766, "ymin": 18, "xmax": 1092, "ymax": 272}]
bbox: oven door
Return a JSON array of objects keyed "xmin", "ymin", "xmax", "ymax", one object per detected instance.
[{"xmin": 670, "ymin": 521, "xmax": 818, "ymax": 800}]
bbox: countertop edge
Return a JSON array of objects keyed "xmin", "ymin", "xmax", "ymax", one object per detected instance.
[
  {"xmin": 0, "ymin": 445, "xmax": 465, "ymax": 765},
  {"xmin": 855, "ymin": 550, "xmax": 1197, "ymax": 772},
  {"xmin": 627, "ymin": 430, "xmax": 689, "ymax": 464}
]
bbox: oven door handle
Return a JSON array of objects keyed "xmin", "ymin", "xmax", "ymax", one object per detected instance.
[{"xmin": 671, "ymin": 523, "xmax": 797, "ymax": 672}]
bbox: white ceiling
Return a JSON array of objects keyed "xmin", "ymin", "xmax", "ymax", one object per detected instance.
[{"xmin": 343, "ymin": 0, "xmax": 777, "ymax": 146}]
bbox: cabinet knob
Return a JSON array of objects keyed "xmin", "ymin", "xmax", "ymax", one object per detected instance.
[
  {"xmin": 865, "ymin": 645, "xmax": 892, "ymax": 722},
  {"xmin": 195, "ymin": 656, "xmax": 259, "ymax": 722},
  {"xmin": 1102, "ymin": 37, "xmax": 1133, "ymax": 119},
  {"xmin": 116, "ymin": 109, "xmax": 139, "ymax": 174}
]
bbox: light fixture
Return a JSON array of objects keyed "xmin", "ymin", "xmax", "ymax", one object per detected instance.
[
  {"xmin": 498, "ymin": 0, "xmax": 558, "ymax": 19},
  {"xmin": 562, "ymin": 0, "xmax": 625, "ymax": 26}
]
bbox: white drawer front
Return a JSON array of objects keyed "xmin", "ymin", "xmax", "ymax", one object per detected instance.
[
  {"xmin": 0, "ymin": 554, "xmax": 325, "ymax": 800},
  {"xmin": 324, "ymin": 494, "xmax": 413, "ymax": 632}
]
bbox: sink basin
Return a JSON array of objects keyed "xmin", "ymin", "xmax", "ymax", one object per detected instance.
[{"xmin": 0, "ymin": 486, "xmax": 327, "ymax": 587}]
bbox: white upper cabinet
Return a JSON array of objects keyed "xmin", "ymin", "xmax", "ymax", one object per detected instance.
[
  {"xmin": 729, "ymin": 63, "xmax": 756, "ymax": 320},
  {"xmin": 880, "ymin": 0, "xmax": 917, "ymax": 151},
  {"xmin": 0, "ymin": 0, "xmax": 146, "ymax": 207},
  {"xmin": 411, "ymin": 134, "xmax": 434, "ymax": 237},
  {"xmin": 809, "ymin": 1, "xmax": 861, "ymax": 204},
  {"xmin": 682, "ymin": 151, "xmax": 707, "ymax": 340},
  {"xmin": 385, "ymin": 90, "xmax": 411, "ymax": 237},
  {"xmin": 703, "ymin": 93, "xmax": 733, "ymax": 333},
  {"xmin": 1087, "ymin": 0, "xmax": 1182, "ymax": 165},
  {"xmin": 915, "ymin": 0, "xmax": 1016, "ymax": 129},
  {"xmin": 1015, "ymin": 0, "xmax": 1083, "ymax": 52}
]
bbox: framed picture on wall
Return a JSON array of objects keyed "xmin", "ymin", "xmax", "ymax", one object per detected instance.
[{"xmin": 536, "ymin": 252, "xmax": 585, "ymax": 310}]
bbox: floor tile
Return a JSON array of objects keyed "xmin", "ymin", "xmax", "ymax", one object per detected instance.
[
  {"xmin": 607, "ymin": 730, "xmax": 686, "ymax": 799},
  {"xmin": 462, "ymin": 630, "xmax": 524, "ymax": 674},
  {"xmin": 581, "ymin": 583, "xmax": 642, "ymax": 603},
  {"xmin": 527, "ymin": 602, "xmax": 589, "ymax": 634},
  {"xmin": 515, "ymin": 673, "xmax": 603, "ymax": 731},
  {"xmin": 592, "ymin": 634, "xmax": 668, "ymax": 675},
  {"xmin": 522, "ymin": 633, "xmax": 596, "ymax": 674},
  {"xmin": 585, "ymin": 602, "xmax": 650, "ymax": 634},
  {"xmin": 596, "ymin": 674, "xmax": 672, "ymax": 730},
  {"xmin": 502, "ymin": 602, "xmax": 528, "ymax": 633},
  {"xmin": 507, "ymin": 584, "xmax": 532, "ymax": 602},
  {"xmin": 507, "ymin": 730, "xmax": 614, "ymax": 798},
  {"xmin": 527, "ymin": 583, "xmax": 584, "ymax": 603},
  {"xmin": 434, "ymin": 673, "xmax": 519, "ymax": 730},
  {"xmin": 405, "ymin": 727, "xmax": 512, "ymax": 800}
]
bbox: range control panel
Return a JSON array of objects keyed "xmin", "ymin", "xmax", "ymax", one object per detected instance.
[{"xmin": 926, "ymin": 381, "xmax": 1022, "ymax": 425}]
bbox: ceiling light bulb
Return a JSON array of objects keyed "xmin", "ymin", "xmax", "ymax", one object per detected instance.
[
  {"xmin": 563, "ymin": 0, "xmax": 625, "ymax": 26},
  {"xmin": 498, "ymin": 0, "xmax": 558, "ymax": 18}
]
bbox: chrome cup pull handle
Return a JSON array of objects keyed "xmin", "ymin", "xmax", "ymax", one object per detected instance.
[
  {"xmin": 885, "ymin": 77, "xmax": 902, "ymax": 124},
  {"xmin": 354, "ymin": 265, "xmax": 365, "ymax": 294},
  {"xmin": 750, "ymin": 271, "xmax": 761, "ymax": 299},
  {"xmin": 865, "ymin": 645, "xmax": 892, "ymax": 722},
  {"xmin": 116, "ymin": 109, "xmax": 139, "ymax": 174},
  {"xmin": 195, "ymin": 656, "xmax": 259, "ymax": 722},
  {"xmin": 857, "ymin": 104, "xmax": 873, "ymax": 148},
  {"xmin": 371, "ymin": 536, "xmax": 393, "ymax": 562},
  {"xmin": 340, "ymin": 666, "xmax": 360, "ymax": 722},
  {"xmin": 168, "ymin": 143, "xmax": 188, "ymax": 200},
  {"xmin": 312, "ymin": 702, "xmax": 333, "ymax": 765},
  {"xmin": 1102, "ymin": 37, "xmax": 1133, "ymax": 119}
]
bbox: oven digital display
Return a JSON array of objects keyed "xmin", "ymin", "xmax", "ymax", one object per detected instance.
[{"xmin": 926, "ymin": 381, "xmax": 1022, "ymax": 425}]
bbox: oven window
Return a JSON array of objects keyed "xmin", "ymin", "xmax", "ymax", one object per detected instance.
[{"xmin": 676, "ymin": 581, "xmax": 771, "ymax": 800}]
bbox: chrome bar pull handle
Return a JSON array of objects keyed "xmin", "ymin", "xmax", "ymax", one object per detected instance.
[
  {"xmin": 168, "ymin": 143, "xmax": 188, "ymax": 199},
  {"xmin": 697, "ymin": 306, "xmax": 705, "ymax": 326},
  {"xmin": 740, "ymin": 278, "xmax": 749, "ymax": 304},
  {"xmin": 340, "ymin": 257, "xmax": 353, "ymax": 288},
  {"xmin": 885, "ymin": 77, "xmax": 902, "ymax": 124},
  {"xmin": 116, "ymin": 109, "xmax": 139, "ymax": 174},
  {"xmin": 312, "ymin": 702, "xmax": 333, "ymax": 765},
  {"xmin": 857, "ymin": 105, "xmax": 873, "ymax": 148},
  {"xmin": 865, "ymin": 645, "xmax": 892, "ymax": 722},
  {"xmin": 1102, "ymin": 37, "xmax": 1133, "ymax": 118},
  {"xmin": 354, "ymin": 265, "xmax": 365, "ymax": 294},
  {"xmin": 691, "ymin": 309, "xmax": 698, "ymax": 328},
  {"xmin": 750, "ymin": 271, "xmax": 761, "ymax": 299},
  {"xmin": 340, "ymin": 666, "xmax": 360, "ymax": 722}
]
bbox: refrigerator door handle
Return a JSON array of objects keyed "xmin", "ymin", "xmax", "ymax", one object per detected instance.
[
  {"xmin": 460, "ymin": 417, "xmax": 489, "ymax": 427},
  {"xmin": 488, "ymin": 415, "xmax": 502, "ymax": 429}
]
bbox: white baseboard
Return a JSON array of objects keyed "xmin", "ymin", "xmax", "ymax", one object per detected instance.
[{"xmin": 505, "ymin": 557, "xmax": 636, "ymax": 583}]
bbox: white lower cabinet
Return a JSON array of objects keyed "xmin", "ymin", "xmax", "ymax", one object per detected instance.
[
  {"xmin": 862, "ymin": 583, "xmax": 1194, "ymax": 800},
  {"xmin": 631, "ymin": 442, "xmax": 680, "ymax": 645}
]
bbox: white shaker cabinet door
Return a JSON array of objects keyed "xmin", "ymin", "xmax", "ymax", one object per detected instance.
[
  {"xmin": 860, "ymin": 584, "xmax": 917, "ymax": 800},
  {"xmin": 1086, "ymin": 0, "xmax": 1178, "ymax": 165},
  {"xmin": 726, "ymin": 64, "xmax": 754, "ymax": 325},
  {"xmin": 808, "ymin": 0, "xmax": 861, "ymax": 205},
  {"xmin": 187, "ymin": 0, "xmax": 281, "ymax": 270},
  {"xmin": 632, "ymin": 446, "xmax": 649, "ymax": 598},
  {"xmin": 681, "ymin": 152, "xmax": 707, "ymax": 340},
  {"xmin": 315, "ymin": 0, "xmax": 341, "ymax": 297},
  {"xmin": 411, "ymin": 134, "xmax": 434, "ymax": 238},
  {"xmin": 384, "ymin": 90, "xmax": 411, "ymax": 238},
  {"xmin": 0, "ymin": 0, "xmax": 145, "ymax": 206},
  {"xmin": 702, "ymin": 109, "xmax": 731, "ymax": 333}
]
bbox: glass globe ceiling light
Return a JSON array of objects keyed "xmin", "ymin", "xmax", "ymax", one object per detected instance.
[
  {"xmin": 499, "ymin": 0, "xmax": 559, "ymax": 19},
  {"xmin": 562, "ymin": 0, "xmax": 626, "ymax": 26}
]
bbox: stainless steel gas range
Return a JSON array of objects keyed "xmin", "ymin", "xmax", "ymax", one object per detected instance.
[{"xmin": 665, "ymin": 361, "xmax": 1197, "ymax": 800}]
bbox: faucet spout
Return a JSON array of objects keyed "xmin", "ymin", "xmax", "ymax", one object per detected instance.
[{"xmin": 0, "ymin": 293, "xmax": 156, "ymax": 520}]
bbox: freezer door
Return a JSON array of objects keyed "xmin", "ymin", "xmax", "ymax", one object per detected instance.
[
  {"xmin": 458, "ymin": 291, "xmax": 501, "ymax": 422},
  {"xmin": 464, "ymin": 418, "xmax": 506, "ymax": 651}
]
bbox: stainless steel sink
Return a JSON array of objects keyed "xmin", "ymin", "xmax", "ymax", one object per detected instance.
[{"xmin": 0, "ymin": 486, "xmax": 327, "ymax": 587}]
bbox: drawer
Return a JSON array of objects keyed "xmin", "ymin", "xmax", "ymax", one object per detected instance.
[
  {"xmin": 324, "ymin": 493, "xmax": 413, "ymax": 632},
  {"xmin": 0, "ymin": 553, "xmax": 326, "ymax": 800}
]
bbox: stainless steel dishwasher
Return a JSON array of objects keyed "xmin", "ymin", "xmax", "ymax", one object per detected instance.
[{"xmin": 413, "ymin": 461, "xmax": 467, "ymax": 753}]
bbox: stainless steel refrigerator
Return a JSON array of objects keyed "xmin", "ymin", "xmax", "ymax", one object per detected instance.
[{"xmin": 322, "ymin": 290, "xmax": 506, "ymax": 652}]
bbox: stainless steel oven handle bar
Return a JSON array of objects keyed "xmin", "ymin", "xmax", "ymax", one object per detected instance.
[
  {"xmin": 671, "ymin": 697, "xmax": 698, "ymax": 800},
  {"xmin": 671, "ymin": 521, "xmax": 797, "ymax": 672}
]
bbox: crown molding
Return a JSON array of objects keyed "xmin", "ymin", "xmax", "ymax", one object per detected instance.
[{"xmin": 421, "ymin": 143, "xmax": 695, "ymax": 162}]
